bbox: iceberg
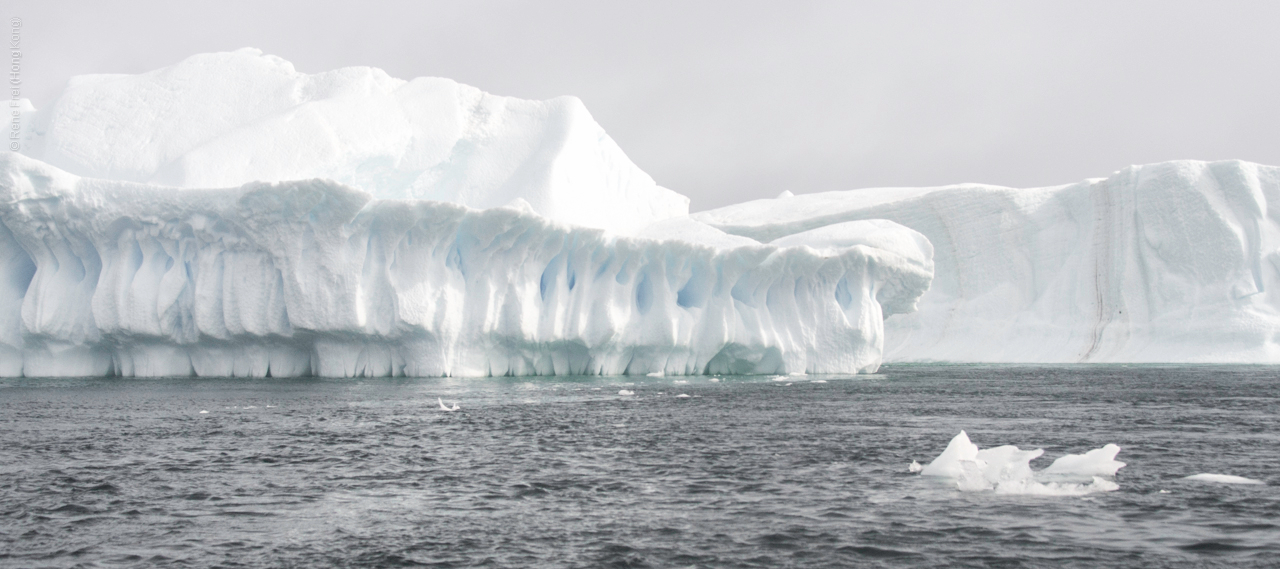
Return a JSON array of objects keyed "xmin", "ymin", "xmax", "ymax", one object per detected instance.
[
  {"xmin": 0, "ymin": 152, "xmax": 931, "ymax": 377},
  {"xmin": 1183, "ymin": 473, "xmax": 1264, "ymax": 485},
  {"xmin": 696, "ymin": 160, "xmax": 1280, "ymax": 362},
  {"xmin": 917, "ymin": 431, "xmax": 1124, "ymax": 496},
  {"xmin": 0, "ymin": 49, "xmax": 934, "ymax": 377}
]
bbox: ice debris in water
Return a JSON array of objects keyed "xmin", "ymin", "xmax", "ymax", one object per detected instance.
[
  {"xmin": 618, "ymin": 390, "xmax": 635, "ymax": 396},
  {"xmin": 917, "ymin": 431, "xmax": 1124, "ymax": 495},
  {"xmin": 908, "ymin": 460, "xmax": 923, "ymax": 473},
  {"xmin": 1183, "ymin": 473, "xmax": 1264, "ymax": 485}
]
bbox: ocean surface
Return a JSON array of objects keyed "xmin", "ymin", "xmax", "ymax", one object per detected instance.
[{"xmin": 2, "ymin": 365, "xmax": 1277, "ymax": 568}]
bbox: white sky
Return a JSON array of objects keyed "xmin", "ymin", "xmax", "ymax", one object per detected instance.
[{"xmin": 8, "ymin": 0, "xmax": 1280, "ymax": 211}]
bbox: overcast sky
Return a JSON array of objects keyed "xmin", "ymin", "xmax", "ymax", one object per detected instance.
[{"xmin": 9, "ymin": 0, "xmax": 1280, "ymax": 210}]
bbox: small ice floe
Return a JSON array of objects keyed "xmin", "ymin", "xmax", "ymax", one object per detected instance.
[
  {"xmin": 770, "ymin": 376, "xmax": 789, "ymax": 382},
  {"xmin": 709, "ymin": 378, "xmax": 721, "ymax": 383},
  {"xmin": 785, "ymin": 383, "xmax": 793, "ymax": 386},
  {"xmin": 646, "ymin": 371, "xmax": 664, "ymax": 377},
  {"xmin": 437, "ymin": 397, "xmax": 460, "ymax": 411},
  {"xmin": 198, "ymin": 410, "xmax": 209, "ymax": 414},
  {"xmin": 1183, "ymin": 473, "xmax": 1264, "ymax": 485},
  {"xmin": 676, "ymin": 394, "xmax": 691, "ymax": 398},
  {"xmin": 618, "ymin": 389, "xmax": 635, "ymax": 396},
  {"xmin": 672, "ymin": 380, "xmax": 689, "ymax": 385},
  {"xmin": 266, "ymin": 405, "xmax": 277, "ymax": 408},
  {"xmin": 909, "ymin": 460, "xmax": 923, "ymax": 473},
  {"xmin": 916, "ymin": 431, "xmax": 1124, "ymax": 495},
  {"xmin": 810, "ymin": 380, "xmax": 827, "ymax": 384}
]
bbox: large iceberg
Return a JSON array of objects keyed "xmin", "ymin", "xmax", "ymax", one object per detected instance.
[
  {"xmin": 696, "ymin": 160, "xmax": 1280, "ymax": 362},
  {"xmin": 0, "ymin": 51, "xmax": 933, "ymax": 377}
]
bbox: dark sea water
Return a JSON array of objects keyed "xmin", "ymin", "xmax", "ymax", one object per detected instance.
[{"xmin": 2, "ymin": 365, "xmax": 1278, "ymax": 568}]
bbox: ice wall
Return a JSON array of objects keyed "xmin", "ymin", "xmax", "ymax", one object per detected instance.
[
  {"xmin": 18, "ymin": 49, "xmax": 687, "ymax": 234},
  {"xmin": 0, "ymin": 153, "xmax": 932, "ymax": 377},
  {"xmin": 696, "ymin": 160, "xmax": 1280, "ymax": 362}
]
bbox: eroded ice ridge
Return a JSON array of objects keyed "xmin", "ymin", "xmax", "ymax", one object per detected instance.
[
  {"xmin": 917, "ymin": 431, "xmax": 1124, "ymax": 496},
  {"xmin": 697, "ymin": 160, "xmax": 1280, "ymax": 362},
  {"xmin": 16, "ymin": 48, "xmax": 687, "ymax": 234},
  {"xmin": 0, "ymin": 153, "xmax": 932, "ymax": 378}
]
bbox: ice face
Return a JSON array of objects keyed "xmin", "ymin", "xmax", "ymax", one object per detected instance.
[
  {"xmin": 0, "ymin": 153, "xmax": 932, "ymax": 377},
  {"xmin": 696, "ymin": 160, "xmax": 1280, "ymax": 363},
  {"xmin": 918, "ymin": 431, "xmax": 1124, "ymax": 496},
  {"xmin": 19, "ymin": 49, "xmax": 688, "ymax": 235}
]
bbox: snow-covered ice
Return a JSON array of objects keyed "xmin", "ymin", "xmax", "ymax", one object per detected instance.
[
  {"xmin": 18, "ymin": 49, "xmax": 686, "ymax": 235},
  {"xmin": 696, "ymin": 160, "xmax": 1280, "ymax": 362},
  {"xmin": 917, "ymin": 431, "xmax": 1124, "ymax": 495}
]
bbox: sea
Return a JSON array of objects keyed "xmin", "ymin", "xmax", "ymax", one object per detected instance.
[{"xmin": 2, "ymin": 365, "xmax": 1277, "ymax": 568}]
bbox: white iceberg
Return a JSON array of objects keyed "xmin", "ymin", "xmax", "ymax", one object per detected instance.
[
  {"xmin": 0, "ymin": 151, "xmax": 931, "ymax": 377},
  {"xmin": 1183, "ymin": 473, "xmax": 1264, "ymax": 485},
  {"xmin": 696, "ymin": 160, "xmax": 1280, "ymax": 362},
  {"xmin": 918, "ymin": 431, "xmax": 1123, "ymax": 496},
  {"xmin": 0, "ymin": 50, "xmax": 934, "ymax": 378}
]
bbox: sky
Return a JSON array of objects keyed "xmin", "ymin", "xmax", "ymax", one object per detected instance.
[{"xmin": 8, "ymin": 0, "xmax": 1280, "ymax": 211}]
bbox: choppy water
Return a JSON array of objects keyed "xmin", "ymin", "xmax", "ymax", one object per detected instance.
[{"xmin": 2, "ymin": 365, "xmax": 1278, "ymax": 568}]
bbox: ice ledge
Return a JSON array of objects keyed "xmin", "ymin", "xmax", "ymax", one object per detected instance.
[{"xmin": 0, "ymin": 153, "xmax": 932, "ymax": 377}]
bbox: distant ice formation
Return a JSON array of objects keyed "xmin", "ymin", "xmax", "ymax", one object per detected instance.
[
  {"xmin": 697, "ymin": 160, "xmax": 1280, "ymax": 362},
  {"xmin": 917, "ymin": 431, "xmax": 1124, "ymax": 495}
]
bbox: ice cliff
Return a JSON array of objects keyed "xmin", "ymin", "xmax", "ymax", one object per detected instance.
[
  {"xmin": 0, "ymin": 49, "xmax": 933, "ymax": 377},
  {"xmin": 696, "ymin": 160, "xmax": 1280, "ymax": 362}
]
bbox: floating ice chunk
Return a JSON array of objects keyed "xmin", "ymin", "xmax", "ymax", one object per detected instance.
[
  {"xmin": 437, "ymin": 397, "xmax": 459, "ymax": 411},
  {"xmin": 618, "ymin": 390, "xmax": 634, "ymax": 396},
  {"xmin": 1184, "ymin": 473, "xmax": 1264, "ymax": 485},
  {"xmin": 920, "ymin": 431, "xmax": 980, "ymax": 479},
  {"xmin": 676, "ymin": 393, "xmax": 690, "ymax": 398},
  {"xmin": 918, "ymin": 431, "xmax": 1123, "ymax": 495},
  {"xmin": 1041, "ymin": 444, "xmax": 1125, "ymax": 477},
  {"xmin": 198, "ymin": 410, "xmax": 208, "ymax": 414},
  {"xmin": 908, "ymin": 460, "xmax": 923, "ymax": 473}
]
